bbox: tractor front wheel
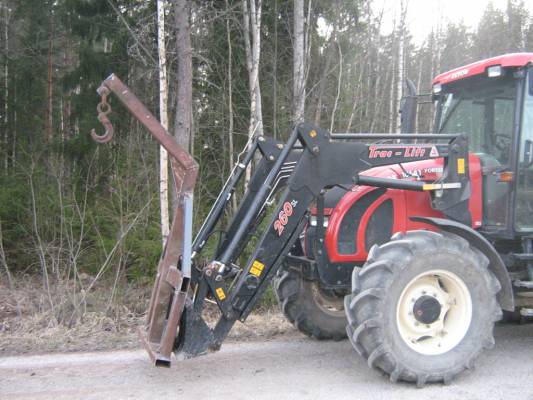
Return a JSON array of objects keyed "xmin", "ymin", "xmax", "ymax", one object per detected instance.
[
  {"xmin": 274, "ymin": 266, "xmax": 347, "ymax": 340},
  {"xmin": 344, "ymin": 230, "xmax": 502, "ymax": 386}
]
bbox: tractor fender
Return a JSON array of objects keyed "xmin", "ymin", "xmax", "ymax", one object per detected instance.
[{"xmin": 410, "ymin": 216, "xmax": 514, "ymax": 312}]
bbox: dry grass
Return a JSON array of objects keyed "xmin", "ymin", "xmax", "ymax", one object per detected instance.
[
  {"xmin": 0, "ymin": 278, "xmax": 295, "ymax": 357},
  {"xmin": 0, "ymin": 277, "xmax": 148, "ymax": 356}
]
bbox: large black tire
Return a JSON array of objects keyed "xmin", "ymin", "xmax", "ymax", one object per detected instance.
[
  {"xmin": 344, "ymin": 230, "xmax": 503, "ymax": 386},
  {"xmin": 274, "ymin": 266, "xmax": 347, "ymax": 340}
]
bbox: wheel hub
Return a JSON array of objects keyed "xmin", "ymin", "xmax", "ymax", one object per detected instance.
[
  {"xmin": 396, "ymin": 270, "xmax": 472, "ymax": 355},
  {"xmin": 413, "ymin": 295, "xmax": 441, "ymax": 324}
]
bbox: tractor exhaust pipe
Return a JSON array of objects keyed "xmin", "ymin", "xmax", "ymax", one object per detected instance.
[
  {"xmin": 400, "ymin": 78, "xmax": 417, "ymax": 134},
  {"xmin": 91, "ymin": 74, "xmax": 198, "ymax": 366}
]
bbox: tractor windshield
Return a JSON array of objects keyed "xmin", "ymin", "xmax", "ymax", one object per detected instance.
[{"xmin": 437, "ymin": 77, "xmax": 517, "ymax": 165}]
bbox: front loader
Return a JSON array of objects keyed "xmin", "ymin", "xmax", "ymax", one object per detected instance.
[{"xmin": 91, "ymin": 70, "xmax": 482, "ymax": 382}]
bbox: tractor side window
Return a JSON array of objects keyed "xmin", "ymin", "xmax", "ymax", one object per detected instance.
[
  {"xmin": 439, "ymin": 94, "xmax": 484, "ymax": 152},
  {"xmin": 492, "ymin": 98, "xmax": 514, "ymax": 164},
  {"xmin": 439, "ymin": 79, "xmax": 516, "ymax": 165}
]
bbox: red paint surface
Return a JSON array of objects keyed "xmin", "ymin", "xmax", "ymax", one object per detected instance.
[
  {"xmin": 322, "ymin": 155, "xmax": 483, "ymax": 263},
  {"xmin": 432, "ymin": 53, "xmax": 533, "ymax": 86}
]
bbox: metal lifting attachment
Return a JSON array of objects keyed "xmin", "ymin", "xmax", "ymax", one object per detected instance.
[
  {"xmin": 92, "ymin": 74, "xmax": 471, "ymax": 367},
  {"xmin": 92, "ymin": 74, "xmax": 198, "ymax": 366}
]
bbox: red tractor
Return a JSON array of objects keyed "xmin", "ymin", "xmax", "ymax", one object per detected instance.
[{"xmin": 91, "ymin": 53, "xmax": 533, "ymax": 386}]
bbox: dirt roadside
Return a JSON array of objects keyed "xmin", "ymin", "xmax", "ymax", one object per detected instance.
[
  {"xmin": 0, "ymin": 279, "xmax": 293, "ymax": 356},
  {"xmin": 0, "ymin": 309, "xmax": 297, "ymax": 356},
  {"xmin": 1, "ymin": 323, "xmax": 533, "ymax": 400}
]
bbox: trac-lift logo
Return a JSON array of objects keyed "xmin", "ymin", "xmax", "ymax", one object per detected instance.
[{"xmin": 368, "ymin": 145, "xmax": 439, "ymax": 159}]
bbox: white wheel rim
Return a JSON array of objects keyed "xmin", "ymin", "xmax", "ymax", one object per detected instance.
[{"xmin": 395, "ymin": 269, "xmax": 472, "ymax": 355}]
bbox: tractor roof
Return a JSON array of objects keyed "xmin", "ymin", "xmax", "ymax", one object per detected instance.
[{"xmin": 432, "ymin": 53, "xmax": 533, "ymax": 85}]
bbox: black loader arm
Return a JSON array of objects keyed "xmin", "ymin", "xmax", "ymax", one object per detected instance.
[{"xmin": 178, "ymin": 123, "xmax": 471, "ymax": 358}]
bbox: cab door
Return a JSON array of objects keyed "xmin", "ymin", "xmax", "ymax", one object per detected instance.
[
  {"xmin": 515, "ymin": 69, "xmax": 533, "ymax": 231},
  {"xmin": 438, "ymin": 76, "xmax": 517, "ymax": 229}
]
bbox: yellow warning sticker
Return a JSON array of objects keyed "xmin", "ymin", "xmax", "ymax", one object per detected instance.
[
  {"xmin": 457, "ymin": 158, "xmax": 465, "ymax": 174},
  {"xmin": 250, "ymin": 260, "xmax": 265, "ymax": 277},
  {"xmin": 216, "ymin": 287, "xmax": 226, "ymax": 300}
]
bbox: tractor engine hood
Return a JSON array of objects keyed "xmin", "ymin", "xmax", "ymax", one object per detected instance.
[{"xmin": 307, "ymin": 155, "xmax": 483, "ymax": 264}]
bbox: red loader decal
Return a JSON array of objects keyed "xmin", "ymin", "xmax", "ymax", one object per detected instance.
[{"xmin": 273, "ymin": 201, "xmax": 296, "ymax": 236}]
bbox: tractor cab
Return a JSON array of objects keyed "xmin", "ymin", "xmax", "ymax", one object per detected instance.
[{"xmin": 432, "ymin": 53, "xmax": 533, "ymax": 236}]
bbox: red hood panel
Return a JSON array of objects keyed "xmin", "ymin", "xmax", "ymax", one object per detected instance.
[{"xmin": 319, "ymin": 155, "xmax": 483, "ymax": 264}]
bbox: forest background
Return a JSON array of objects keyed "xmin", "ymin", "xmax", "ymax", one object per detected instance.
[{"xmin": 1, "ymin": 0, "xmax": 532, "ymax": 342}]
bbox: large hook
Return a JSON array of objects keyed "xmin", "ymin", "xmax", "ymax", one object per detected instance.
[{"xmin": 91, "ymin": 86, "xmax": 114, "ymax": 144}]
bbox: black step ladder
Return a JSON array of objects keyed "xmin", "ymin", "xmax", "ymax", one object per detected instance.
[{"xmin": 512, "ymin": 236, "xmax": 533, "ymax": 317}]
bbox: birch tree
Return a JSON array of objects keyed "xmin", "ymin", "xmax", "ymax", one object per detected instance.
[
  {"xmin": 242, "ymin": 0, "xmax": 263, "ymax": 183},
  {"xmin": 293, "ymin": 0, "xmax": 305, "ymax": 124},
  {"xmin": 157, "ymin": 0, "xmax": 169, "ymax": 245},
  {"xmin": 225, "ymin": 0, "xmax": 237, "ymax": 212},
  {"xmin": 395, "ymin": 0, "xmax": 407, "ymax": 133}
]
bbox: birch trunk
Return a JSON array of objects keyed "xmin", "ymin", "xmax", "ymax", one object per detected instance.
[
  {"xmin": 313, "ymin": 44, "xmax": 332, "ymax": 126},
  {"xmin": 225, "ymin": 0, "xmax": 237, "ymax": 212},
  {"xmin": 292, "ymin": 0, "xmax": 305, "ymax": 124},
  {"xmin": 329, "ymin": 42, "xmax": 342, "ymax": 133},
  {"xmin": 415, "ymin": 52, "xmax": 423, "ymax": 133},
  {"xmin": 157, "ymin": 0, "xmax": 170, "ymax": 245},
  {"xmin": 346, "ymin": 60, "xmax": 363, "ymax": 132},
  {"xmin": 395, "ymin": 0, "xmax": 407, "ymax": 133},
  {"xmin": 388, "ymin": 45, "xmax": 396, "ymax": 132},
  {"xmin": 242, "ymin": 0, "xmax": 263, "ymax": 185}
]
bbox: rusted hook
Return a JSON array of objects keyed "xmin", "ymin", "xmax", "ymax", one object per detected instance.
[
  {"xmin": 91, "ymin": 111, "xmax": 114, "ymax": 143},
  {"xmin": 91, "ymin": 86, "xmax": 114, "ymax": 143}
]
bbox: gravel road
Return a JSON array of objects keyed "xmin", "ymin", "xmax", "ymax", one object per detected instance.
[{"xmin": 1, "ymin": 323, "xmax": 533, "ymax": 400}]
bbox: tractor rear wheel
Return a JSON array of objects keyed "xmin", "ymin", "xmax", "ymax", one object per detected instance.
[
  {"xmin": 344, "ymin": 230, "xmax": 502, "ymax": 386},
  {"xmin": 274, "ymin": 265, "xmax": 347, "ymax": 340}
]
